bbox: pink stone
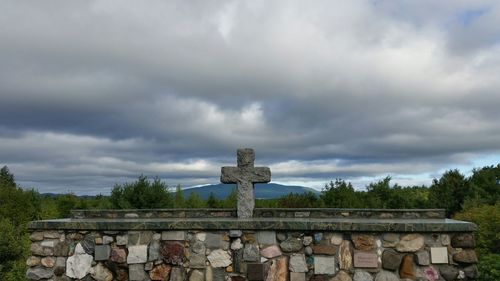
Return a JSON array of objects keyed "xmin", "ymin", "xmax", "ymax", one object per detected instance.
[
  {"xmin": 110, "ymin": 247, "xmax": 127, "ymax": 263},
  {"xmin": 265, "ymin": 256, "xmax": 287, "ymax": 281},
  {"xmin": 424, "ymin": 266, "xmax": 439, "ymax": 281},
  {"xmin": 260, "ymin": 245, "xmax": 282, "ymax": 259}
]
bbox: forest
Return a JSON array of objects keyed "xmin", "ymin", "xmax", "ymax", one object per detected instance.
[{"xmin": 0, "ymin": 165, "xmax": 499, "ymax": 280}]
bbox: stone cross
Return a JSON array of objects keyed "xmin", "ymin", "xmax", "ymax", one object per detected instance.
[{"xmin": 221, "ymin": 148, "xmax": 271, "ymax": 218}]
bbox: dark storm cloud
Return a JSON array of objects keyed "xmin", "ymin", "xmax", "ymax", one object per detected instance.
[{"xmin": 1, "ymin": 0, "xmax": 500, "ymax": 194}]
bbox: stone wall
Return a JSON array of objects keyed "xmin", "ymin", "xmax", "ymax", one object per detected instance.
[{"xmin": 26, "ymin": 219, "xmax": 478, "ymax": 281}]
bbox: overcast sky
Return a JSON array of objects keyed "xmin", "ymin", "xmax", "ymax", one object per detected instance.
[{"xmin": 1, "ymin": 1, "xmax": 500, "ymax": 195}]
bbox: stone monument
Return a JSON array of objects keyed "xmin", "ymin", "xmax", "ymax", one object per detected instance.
[{"xmin": 221, "ymin": 148, "xmax": 271, "ymax": 218}]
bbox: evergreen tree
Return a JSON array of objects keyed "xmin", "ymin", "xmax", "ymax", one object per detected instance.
[
  {"xmin": 207, "ymin": 192, "xmax": 220, "ymax": 208},
  {"xmin": 174, "ymin": 185, "xmax": 185, "ymax": 209},
  {"xmin": 0, "ymin": 166, "xmax": 16, "ymax": 187},
  {"xmin": 429, "ymin": 169, "xmax": 469, "ymax": 216},
  {"xmin": 110, "ymin": 175, "xmax": 173, "ymax": 209}
]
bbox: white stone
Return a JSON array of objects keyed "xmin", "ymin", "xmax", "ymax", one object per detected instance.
[
  {"xmin": 207, "ymin": 249, "xmax": 232, "ymax": 268},
  {"xmin": 353, "ymin": 270, "xmax": 373, "ymax": 281},
  {"xmin": 127, "ymin": 245, "xmax": 148, "ymax": 264},
  {"xmin": 330, "ymin": 233, "xmax": 343, "ymax": 245},
  {"xmin": 303, "ymin": 236, "xmax": 313, "ymax": 246},
  {"xmin": 162, "ymin": 231, "xmax": 185, "ymax": 241},
  {"xmin": 396, "ymin": 234, "xmax": 424, "ymax": 252},
  {"xmin": 289, "ymin": 254, "xmax": 308, "ymax": 273},
  {"xmin": 102, "ymin": 236, "xmax": 114, "ymax": 245},
  {"xmin": 116, "ymin": 235, "xmax": 128, "ymax": 246},
  {"xmin": 374, "ymin": 270, "xmax": 399, "ymax": 281},
  {"xmin": 261, "ymin": 257, "xmax": 269, "ymax": 263},
  {"xmin": 41, "ymin": 240, "xmax": 56, "ymax": 247},
  {"xmin": 66, "ymin": 244, "xmax": 93, "ymax": 279},
  {"xmin": 153, "ymin": 233, "xmax": 161, "ymax": 240},
  {"xmin": 291, "ymin": 272, "xmax": 306, "ymax": 281},
  {"xmin": 430, "ymin": 247, "xmax": 448, "ymax": 264},
  {"xmin": 314, "ymin": 256, "xmax": 336, "ymax": 275},
  {"xmin": 196, "ymin": 232, "xmax": 206, "ymax": 242},
  {"xmin": 440, "ymin": 234, "xmax": 450, "ymax": 246},
  {"xmin": 231, "ymin": 238, "xmax": 243, "ymax": 250}
]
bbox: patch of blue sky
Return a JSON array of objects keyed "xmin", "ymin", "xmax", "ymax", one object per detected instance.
[{"xmin": 457, "ymin": 8, "xmax": 488, "ymax": 26}]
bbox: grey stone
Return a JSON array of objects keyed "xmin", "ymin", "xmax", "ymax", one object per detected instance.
[
  {"xmin": 90, "ymin": 263, "xmax": 113, "ymax": 281},
  {"xmin": 81, "ymin": 235, "xmax": 95, "ymax": 255},
  {"xmin": 330, "ymin": 233, "xmax": 344, "ymax": 245},
  {"xmin": 229, "ymin": 230, "xmax": 242, "ymax": 238},
  {"xmin": 220, "ymin": 148, "xmax": 271, "ymax": 218},
  {"xmin": 304, "ymin": 246, "xmax": 313, "ymax": 256},
  {"xmin": 26, "ymin": 266, "xmax": 54, "ymax": 280},
  {"xmin": 302, "ymin": 236, "xmax": 313, "ymax": 246},
  {"xmin": 257, "ymin": 231, "xmax": 277, "ymax": 245},
  {"xmin": 44, "ymin": 231, "xmax": 61, "ymax": 239},
  {"xmin": 129, "ymin": 264, "xmax": 147, "ymax": 281},
  {"xmin": 463, "ymin": 265, "xmax": 479, "ymax": 279},
  {"xmin": 277, "ymin": 233, "xmax": 287, "ymax": 242},
  {"xmin": 353, "ymin": 270, "xmax": 373, "ymax": 281},
  {"xmin": 170, "ymin": 267, "xmax": 185, "ymax": 281},
  {"xmin": 129, "ymin": 231, "xmax": 154, "ymax": 245},
  {"xmin": 382, "ymin": 234, "xmax": 399, "ymax": 247},
  {"xmin": 207, "ymin": 249, "xmax": 232, "ymax": 267},
  {"xmin": 439, "ymin": 266, "xmax": 458, "ymax": 281},
  {"xmin": 289, "ymin": 254, "xmax": 308, "ymax": 273},
  {"xmin": 280, "ymin": 237, "xmax": 302, "ymax": 252},
  {"xmin": 162, "ymin": 231, "xmax": 185, "ymax": 241},
  {"xmin": 192, "ymin": 241, "xmax": 206, "ymax": 254},
  {"xmin": 149, "ymin": 240, "xmax": 161, "ymax": 261},
  {"xmin": 381, "ymin": 250, "xmax": 402, "ymax": 271},
  {"xmin": 213, "ymin": 267, "xmax": 227, "ymax": 281},
  {"xmin": 102, "ymin": 236, "xmax": 113, "ymax": 245},
  {"xmin": 189, "ymin": 269, "xmax": 204, "ymax": 281},
  {"xmin": 26, "ymin": 256, "xmax": 41, "ymax": 267},
  {"xmin": 127, "ymin": 245, "xmax": 148, "ymax": 264},
  {"xmin": 205, "ymin": 233, "xmax": 222, "ymax": 249},
  {"xmin": 314, "ymin": 256, "xmax": 336, "ymax": 274},
  {"xmin": 94, "ymin": 245, "xmax": 110, "ymax": 261},
  {"xmin": 374, "ymin": 271, "xmax": 399, "ymax": 281},
  {"xmin": 190, "ymin": 253, "xmax": 207, "ymax": 268},
  {"xmin": 451, "ymin": 233, "xmax": 475, "ymax": 248},
  {"xmin": 145, "ymin": 261, "xmax": 153, "ymax": 271},
  {"xmin": 30, "ymin": 232, "xmax": 44, "ymax": 241},
  {"xmin": 415, "ymin": 251, "xmax": 430, "ymax": 265},
  {"xmin": 243, "ymin": 244, "xmax": 260, "ymax": 261},
  {"xmin": 290, "ymin": 272, "xmax": 306, "ymax": 281},
  {"xmin": 116, "ymin": 235, "xmax": 128, "ymax": 246}
]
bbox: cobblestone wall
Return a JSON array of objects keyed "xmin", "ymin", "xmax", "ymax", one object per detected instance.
[{"xmin": 26, "ymin": 229, "xmax": 477, "ymax": 281}]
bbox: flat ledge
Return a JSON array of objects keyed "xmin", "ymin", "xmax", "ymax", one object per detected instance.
[{"xmin": 28, "ymin": 217, "xmax": 475, "ymax": 232}]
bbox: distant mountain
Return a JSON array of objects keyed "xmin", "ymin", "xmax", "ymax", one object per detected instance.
[{"xmin": 183, "ymin": 183, "xmax": 320, "ymax": 200}]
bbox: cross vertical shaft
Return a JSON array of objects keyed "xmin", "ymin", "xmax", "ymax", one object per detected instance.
[{"xmin": 220, "ymin": 148, "xmax": 271, "ymax": 218}]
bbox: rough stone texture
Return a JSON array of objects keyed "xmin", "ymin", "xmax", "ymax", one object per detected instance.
[
  {"xmin": 54, "ymin": 240, "xmax": 70, "ymax": 256},
  {"xmin": 265, "ymin": 256, "xmax": 287, "ymax": 281},
  {"xmin": 381, "ymin": 250, "xmax": 403, "ymax": 271},
  {"xmin": 110, "ymin": 247, "xmax": 126, "ymax": 263},
  {"xmin": 451, "ymin": 233, "xmax": 475, "ymax": 248},
  {"xmin": 353, "ymin": 270, "xmax": 373, "ymax": 281},
  {"xmin": 374, "ymin": 270, "xmax": 399, "ymax": 281},
  {"xmin": 243, "ymin": 244, "xmax": 260, "ymax": 261},
  {"xmin": 339, "ymin": 241, "xmax": 353, "ymax": 270},
  {"xmin": 116, "ymin": 235, "xmax": 128, "ymax": 246},
  {"xmin": 229, "ymin": 230, "xmax": 243, "ymax": 238},
  {"xmin": 302, "ymin": 236, "xmax": 313, "ymax": 246},
  {"xmin": 258, "ymin": 231, "xmax": 277, "ymax": 245},
  {"xmin": 352, "ymin": 234, "xmax": 376, "ymax": 251},
  {"xmin": 26, "ymin": 266, "xmax": 54, "ymax": 280},
  {"xmin": 81, "ymin": 235, "xmax": 95, "ymax": 255},
  {"xmin": 102, "ymin": 235, "xmax": 113, "ymax": 245},
  {"xmin": 90, "ymin": 263, "xmax": 113, "ymax": 281},
  {"xmin": 290, "ymin": 272, "xmax": 306, "ymax": 281},
  {"xmin": 127, "ymin": 245, "xmax": 148, "ymax": 264},
  {"xmin": 247, "ymin": 263, "xmax": 265, "ymax": 281},
  {"xmin": 161, "ymin": 241, "xmax": 185, "ymax": 265},
  {"xmin": 382, "ymin": 234, "xmax": 399, "ymax": 248},
  {"xmin": 396, "ymin": 234, "xmax": 424, "ymax": 252},
  {"xmin": 94, "ymin": 245, "xmax": 111, "ymax": 261},
  {"xmin": 280, "ymin": 237, "xmax": 302, "ymax": 252},
  {"xmin": 162, "ymin": 231, "xmax": 185, "ymax": 241},
  {"xmin": 30, "ymin": 231, "xmax": 45, "ymax": 241},
  {"xmin": 149, "ymin": 240, "xmax": 161, "ymax": 261},
  {"xmin": 314, "ymin": 256, "xmax": 336, "ymax": 275},
  {"xmin": 196, "ymin": 232, "xmax": 207, "ymax": 241},
  {"xmin": 189, "ymin": 269, "xmax": 205, "ymax": 281},
  {"xmin": 207, "ymin": 249, "xmax": 232, "ymax": 267},
  {"xmin": 439, "ymin": 266, "xmax": 458, "ymax": 281},
  {"xmin": 260, "ymin": 245, "xmax": 282, "ymax": 259},
  {"xmin": 66, "ymin": 243, "xmax": 93, "ymax": 279},
  {"xmin": 330, "ymin": 233, "xmax": 344, "ymax": 245},
  {"xmin": 415, "ymin": 251, "xmax": 430, "ymax": 265},
  {"xmin": 312, "ymin": 244, "xmax": 337, "ymax": 255},
  {"xmin": 128, "ymin": 231, "xmax": 153, "ymax": 245},
  {"xmin": 26, "ymin": 256, "xmax": 41, "ymax": 267},
  {"xmin": 170, "ymin": 267, "xmax": 185, "ymax": 281},
  {"xmin": 129, "ymin": 264, "xmax": 147, "ymax": 281},
  {"xmin": 452, "ymin": 249, "xmax": 478, "ymax": 263},
  {"xmin": 289, "ymin": 254, "xmax": 308, "ymax": 272},
  {"xmin": 149, "ymin": 264, "xmax": 172, "ymax": 281},
  {"xmin": 231, "ymin": 239, "xmax": 243, "ymax": 251},
  {"xmin": 463, "ymin": 264, "xmax": 479, "ymax": 279},
  {"xmin": 190, "ymin": 252, "xmax": 207, "ymax": 268},
  {"xmin": 41, "ymin": 256, "xmax": 55, "ymax": 267},
  {"xmin": 333, "ymin": 270, "xmax": 353, "ymax": 281},
  {"xmin": 205, "ymin": 233, "xmax": 222, "ymax": 249},
  {"xmin": 440, "ymin": 234, "xmax": 450, "ymax": 246},
  {"xmin": 221, "ymin": 148, "xmax": 271, "ymax": 218},
  {"xmin": 399, "ymin": 254, "xmax": 414, "ymax": 279},
  {"xmin": 423, "ymin": 266, "xmax": 439, "ymax": 281}
]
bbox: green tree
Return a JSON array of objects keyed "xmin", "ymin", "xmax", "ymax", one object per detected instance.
[
  {"xmin": 0, "ymin": 166, "xmax": 16, "ymax": 187},
  {"xmin": 173, "ymin": 185, "xmax": 185, "ymax": 209},
  {"xmin": 320, "ymin": 179, "xmax": 363, "ymax": 208},
  {"xmin": 429, "ymin": 170, "xmax": 469, "ymax": 216},
  {"xmin": 185, "ymin": 192, "xmax": 205, "ymax": 208},
  {"xmin": 467, "ymin": 165, "xmax": 500, "ymax": 206},
  {"xmin": 278, "ymin": 192, "xmax": 319, "ymax": 208},
  {"xmin": 222, "ymin": 188, "xmax": 237, "ymax": 208},
  {"xmin": 110, "ymin": 175, "xmax": 173, "ymax": 209},
  {"xmin": 207, "ymin": 192, "xmax": 221, "ymax": 208}
]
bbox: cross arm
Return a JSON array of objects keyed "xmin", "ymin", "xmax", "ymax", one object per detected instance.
[
  {"xmin": 221, "ymin": 167, "xmax": 239, "ymax": 183},
  {"xmin": 251, "ymin": 167, "xmax": 271, "ymax": 183}
]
